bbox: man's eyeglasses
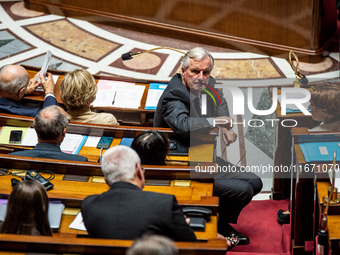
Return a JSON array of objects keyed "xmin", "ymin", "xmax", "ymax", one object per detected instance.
[{"xmin": 136, "ymin": 164, "xmax": 145, "ymax": 172}]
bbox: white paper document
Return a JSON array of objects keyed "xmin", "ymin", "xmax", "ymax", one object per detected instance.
[
  {"xmin": 84, "ymin": 136, "xmax": 101, "ymax": 147},
  {"xmin": 69, "ymin": 212, "xmax": 87, "ymax": 231},
  {"xmin": 92, "ymin": 80, "xmax": 145, "ymax": 109},
  {"xmin": 35, "ymin": 75, "xmax": 59, "ymax": 92},
  {"xmin": 61, "ymin": 133, "xmax": 84, "ymax": 154},
  {"xmin": 36, "ymin": 51, "xmax": 52, "ymax": 83},
  {"xmin": 144, "ymin": 83, "xmax": 167, "ymax": 110}
]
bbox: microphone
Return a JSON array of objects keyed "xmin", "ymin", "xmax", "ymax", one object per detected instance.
[
  {"xmin": 289, "ymin": 51, "xmax": 309, "ymax": 87},
  {"xmin": 121, "ymin": 47, "xmax": 185, "ymax": 61},
  {"xmin": 121, "ymin": 52, "xmax": 142, "ymax": 61}
]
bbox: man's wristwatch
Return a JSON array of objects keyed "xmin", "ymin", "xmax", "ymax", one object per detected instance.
[{"xmin": 45, "ymin": 92, "xmax": 55, "ymax": 98}]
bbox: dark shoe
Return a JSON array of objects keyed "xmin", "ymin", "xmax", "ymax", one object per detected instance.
[
  {"xmin": 226, "ymin": 236, "xmax": 239, "ymax": 250},
  {"xmin": 277, "ymin": 209, "xmax": 290, "ymax": 225},
  {"xmin": 225, "ymin": 224, "xmax": 250, "ymax": 245}
]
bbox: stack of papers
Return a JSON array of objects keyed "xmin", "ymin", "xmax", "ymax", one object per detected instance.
[
  {"xmin": 145, "ymin": 83, "xmax": 167, "ymax": 110},
  {"xmin": 92, "ymin": 80, "xmax": 146, "ymax": 109}
]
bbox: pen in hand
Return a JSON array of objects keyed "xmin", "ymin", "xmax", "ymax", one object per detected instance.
[{"xmin": 112, "ymin": 91, "xmax": 117, "ymax": 105}]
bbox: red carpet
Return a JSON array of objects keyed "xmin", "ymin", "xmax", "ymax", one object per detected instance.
[{"xmin": 227, "ymin": 199, "xmax": 290, "ymax": 255}]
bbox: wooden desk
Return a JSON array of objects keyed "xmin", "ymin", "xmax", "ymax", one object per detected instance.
[
  {"xmin": 317, "ymin": 179, "xmax": 340, "ymax": 254},
  {"xmin": 59, "ymin": 210, "xmax": 218, "ymax": 241},
  {"xmin": 0, "ymin": 171, "xmax": 218, "ymax": 240},
  {"xmin": 22, "ymin": 65, "xmax": 163, "ymax": 126},
  {"xmin": 0, "ymin": 171, "xmax": 217, "ymax": 208},
  {"xmin": 0, "ymin": 113, "xmax": 218, "ymax": 164},
  {"xmin": 291, "ymin": 128, "xmax": 340, "ymax": 254},
  {"xmin": 0, "ymin": 154, "xmax": 220, "ymax": 182}
]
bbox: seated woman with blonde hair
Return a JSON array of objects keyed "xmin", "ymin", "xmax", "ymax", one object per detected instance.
[
  {"xmin": 60, "ymin": 69, "xmax": 119, "ymax": 125},
  {"xmin": 0, "ymin": 180, "xmax": 51, "ymax": 236}
]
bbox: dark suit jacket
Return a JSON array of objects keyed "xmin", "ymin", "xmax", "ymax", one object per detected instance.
[
  {"xmin": 0, "ymin": 95, "xmax": 58, "ymax": 117},
  {"xmin": 81, "ymin": 182, "xmax": 197, "ymax": 241},
  {"xmin": 9, "ymin": 142, "xmax": 88, "ymax": 161},
  {"xmin": 154, "ymin": 73, "xmax": 229, "ymax": 138}
]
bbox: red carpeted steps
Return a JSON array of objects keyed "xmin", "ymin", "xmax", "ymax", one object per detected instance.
[{"xmin": 225, "ymin": 199, "xmax": 291, "ymax": 255}]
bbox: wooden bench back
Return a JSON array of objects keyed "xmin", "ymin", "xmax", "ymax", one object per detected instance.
[
  {"xmin": 0, "ymin": 153, "xmax": 216, "ymax": 181},
  {"xmin": 0, "ymin": 233, "xmax": 227, "ymax": 254}
]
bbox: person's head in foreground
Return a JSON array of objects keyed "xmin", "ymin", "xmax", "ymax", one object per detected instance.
[
  {"xmin": 126, "ymin": 234, "xmax": 178, "ymax": 255},
  {"xmin": 101, "ymin": 145, "xmax": 145, "ymax": 189},
  {"xmin": 131, "ymin": 130, "xmax": 169, "ymax": 165},
  {"xmin": 0, "ymin": 180, "xmax": 51, "ymax": 236}
]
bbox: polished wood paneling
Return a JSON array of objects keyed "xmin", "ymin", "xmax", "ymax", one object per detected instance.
[{"xmin": 24, "ymin": 0, "xmax": 337, "ymax": 61}]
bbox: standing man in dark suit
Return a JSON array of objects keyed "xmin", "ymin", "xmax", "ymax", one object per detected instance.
[
  {"xmin": 81, "ymin": 145, "xmax": 196, "ymax": 241},
  {"xmin": 10, "ymin": 105, "xmax": 88, "ymax": 162},
  {"xmin": 154, "ymin": 47, "xmax": 262, "ymax": 245},
  {"xmin": 0, "ymin": 65, "xmax": 58, "ymax": 117}
]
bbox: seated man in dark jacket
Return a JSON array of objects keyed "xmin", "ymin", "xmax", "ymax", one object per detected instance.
[
  {"xmin": 81, "ymin": 145, "xmax": 196, "ymax": 242},
  {"xmin": 10, "ymin": 105, "xmax": 87, "ymax": 162},
  {"xmin": 154, "ymin": 47, "xmax": 262, "ymax": 245},
  {"xmin": 0, "ymin": 65, "xmax": 58, "ymax": 117}
]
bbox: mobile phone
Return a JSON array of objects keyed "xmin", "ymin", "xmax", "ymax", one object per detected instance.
[
  {"xmin": 97, "ymin": 136, "xmax": 114, "ymax": 149},
  {"xmin": 9, "ymin": 130, "xmax": 23, "ymax": 144},
  {"xmin": 169, "ymin": 140, "xmax": 177, "ymax": 150}
]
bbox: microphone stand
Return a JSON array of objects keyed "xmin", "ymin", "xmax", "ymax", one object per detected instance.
[
  {"xmin": 288, "ymin": 51, "xmax": 308, "ymax": 87},
  {"xmin": 122, "ymin": 47, "xmax": 185, "ymax": 60}
]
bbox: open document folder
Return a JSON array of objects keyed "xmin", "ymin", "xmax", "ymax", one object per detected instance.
[{"xmin": 92, "ymin": 80, "xmax": 145, "ymax": 109}]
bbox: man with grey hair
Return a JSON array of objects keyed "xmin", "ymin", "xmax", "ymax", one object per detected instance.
[
  {"xmin": 81, "ymin": 145, "xmax": 196, "ymax": 241},
  {"xmin": 154, "ymin": 47, "xmax": 234, "ymax": 141},
  {"xmin": 154, "ymin": 47, "xmax": 263, "ymax": 245},
  {"xmin": 126, "ymin": 235, "xmax": 178, "ymax": 255},
  {"xmin": 10, "ymin": 105, "xmax": 87, "ymax": 161},
  {"xmin": 0, "ymin": 65, "xmax": 58, "ymax": 117}
]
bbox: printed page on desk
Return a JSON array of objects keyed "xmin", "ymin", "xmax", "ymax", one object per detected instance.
[
  {"xmin": 145, "ymin": 83, "xmax": 168, "ymax": 110},
  {"xmin": 300, "ymin": 142, "xmax": 340, "ymax": 162},
  {"xmin": 93, "ymin": 79, "xmax": 145, "ymax": 109},
  {"xmin": 69, "ymin": 212, "xmax": 87, "ymax": 231}
]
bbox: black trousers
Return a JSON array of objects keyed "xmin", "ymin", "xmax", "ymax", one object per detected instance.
[{"xmin": 213, "ymin": 157, "xmax": 263, "ymax": 236}]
